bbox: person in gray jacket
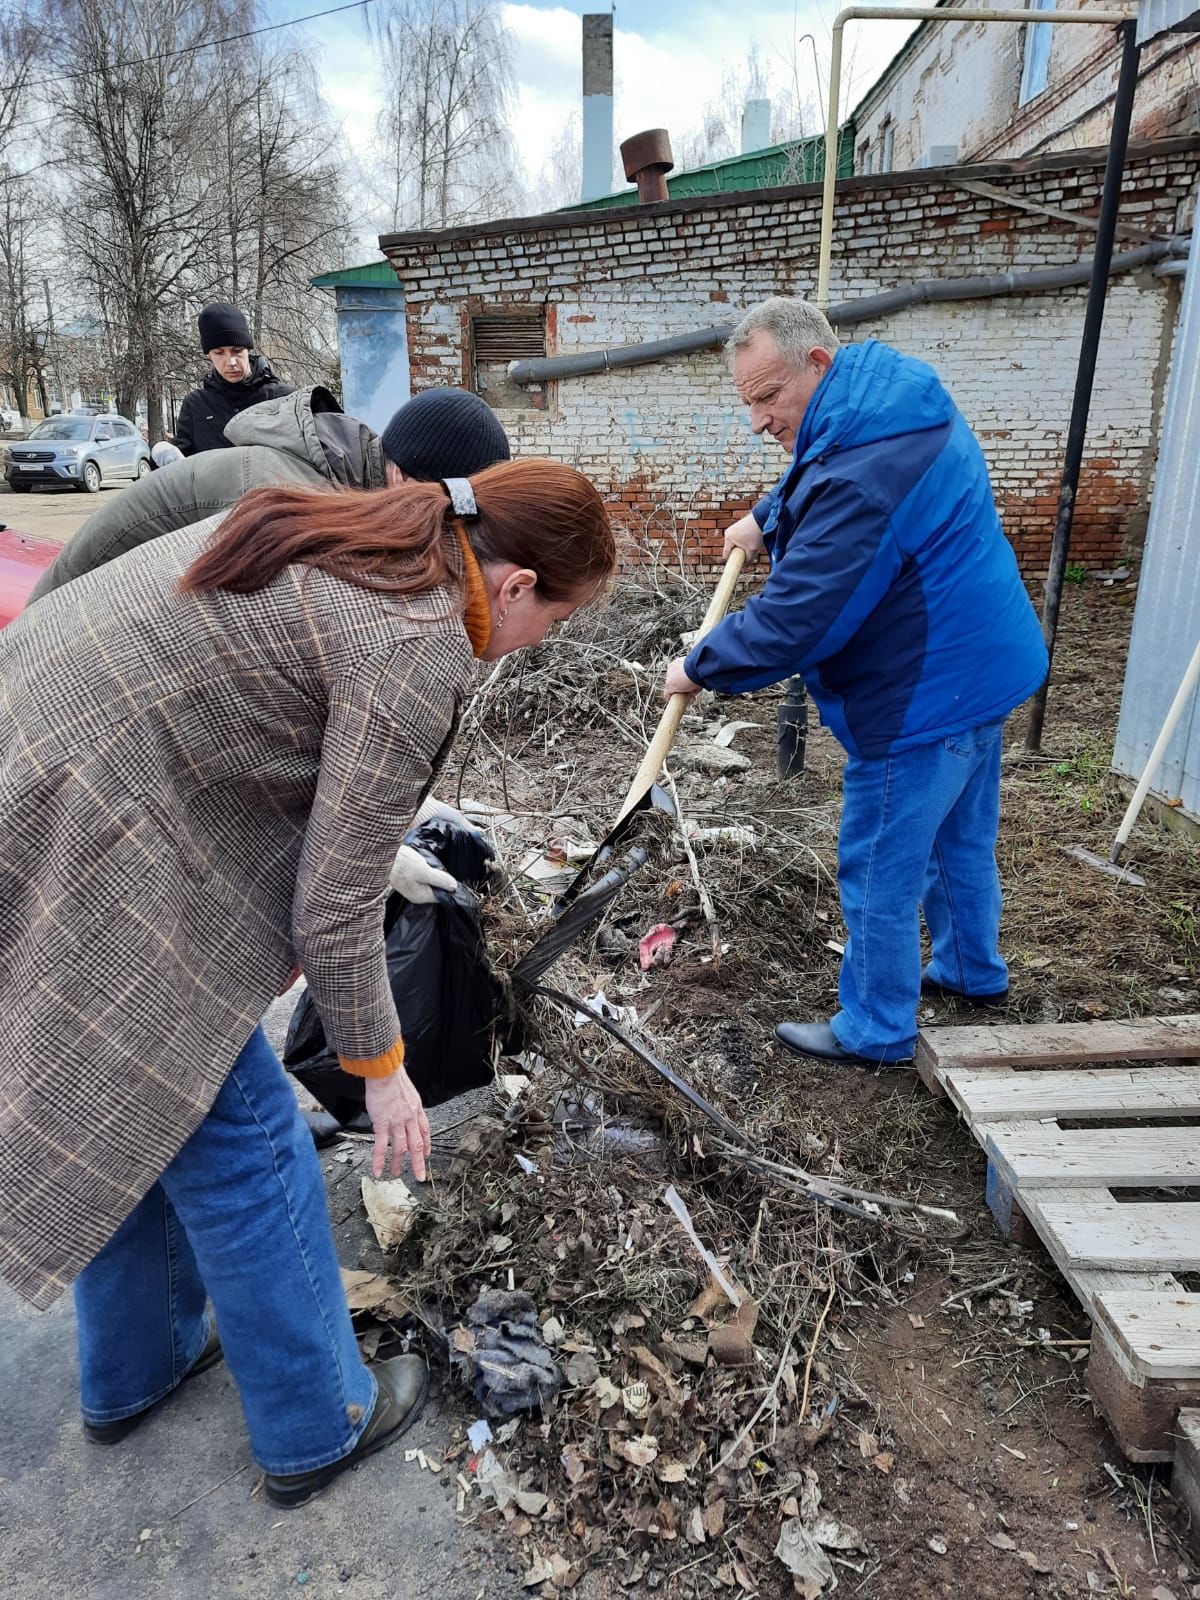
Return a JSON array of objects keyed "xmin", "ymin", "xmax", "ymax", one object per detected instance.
[{"xmin": 28, "ymin": 384, "xmax": 512, "ymax": 603}]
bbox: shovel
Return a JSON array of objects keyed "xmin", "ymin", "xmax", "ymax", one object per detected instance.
[
  {"xmin": 1067, "ymin": 635, "xmax": 1200, "ymax": 887},
  {"xmin": 510, "ymin": 548, "xmax": 748, "ymax": 980},
  {"xmin": 615, "ymin": 545, "xmax": 748, "ymax": 823},
  {"xmin": 777, "ymin": 675, "xmax": 809, "ymax": 780}
]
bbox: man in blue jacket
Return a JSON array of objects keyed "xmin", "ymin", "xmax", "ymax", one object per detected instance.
[{"xmin": 663, "ymin": 297, "xmax": 1048, "ymax": 1069}]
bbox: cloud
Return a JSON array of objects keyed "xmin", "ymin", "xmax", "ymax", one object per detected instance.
[{"xmin": 303, "ymin": 0, "xmax": 919, "ymax": 212}]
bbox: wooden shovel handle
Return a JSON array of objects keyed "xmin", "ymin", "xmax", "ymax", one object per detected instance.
[{"xmin": 617, "ymin": 546, "xmax": 748, "ymax": 821}]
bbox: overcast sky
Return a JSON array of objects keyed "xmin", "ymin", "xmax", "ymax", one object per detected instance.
[{"xmin": 275, "ymin": 0, "xmax": 920, "ymax": 199}]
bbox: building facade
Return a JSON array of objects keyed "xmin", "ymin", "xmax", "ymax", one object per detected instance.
[
  {"xmin": 851, "ymin": 0, "xmax": 1199, "ymax": 175},
  {"xmin": 381, "ymin": 136, "xmax": 1198, "ymax": 576}
]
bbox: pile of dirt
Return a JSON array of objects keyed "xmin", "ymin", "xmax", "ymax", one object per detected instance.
[{"xmin": 346, "ymin": 574, "xmax": 1200, "ymax": 1599}]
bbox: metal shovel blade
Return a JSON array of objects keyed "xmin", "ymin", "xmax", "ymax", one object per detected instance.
[
  {"xmin": 777, "ymin": 676, "xmax": 808, "ymax": 780},
  {"xmin": 1064, "ymin": 844, "xmax": 1146, "ymax": 887},
  {"xmin": 509, "ymin": 785, "xmax": 677, "ymax": 988}
]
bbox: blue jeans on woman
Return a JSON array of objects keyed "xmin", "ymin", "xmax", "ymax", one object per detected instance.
[
  {"xmin": 831, "ymin": 722, "xmax": 1010, "ymax": 1062},
  {"xmin": 73, "ymin": 1027, "xmax": 376, "ymax": 1475}
]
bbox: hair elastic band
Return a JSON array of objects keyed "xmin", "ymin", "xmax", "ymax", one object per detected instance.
[{"xmin": 443, "ymin": 477, "xmax": 478, "ymax": 518}]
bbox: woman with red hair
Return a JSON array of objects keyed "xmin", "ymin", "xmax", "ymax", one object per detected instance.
[{"xmin": 0, "ymin": 459, "xmax": 616, "ymax": 1507}]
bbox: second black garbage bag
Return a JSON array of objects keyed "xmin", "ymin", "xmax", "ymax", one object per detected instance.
[{"xmin": 283, "ymin": 818, "xmax": 516, "ymax": 1126}]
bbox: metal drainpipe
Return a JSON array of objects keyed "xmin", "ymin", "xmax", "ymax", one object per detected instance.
[
  {"xmin": 816, "ymin": 6, "xmax": 1134, "ymax": 311},
  {"xmin": 1024, "ymin": 18, "xmax": 1143, "ymax": 752}
]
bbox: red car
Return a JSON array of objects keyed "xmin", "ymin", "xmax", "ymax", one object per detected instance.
[{"xmin": 0, "ymin": 525, "xmax": 63, "ymax": 627}]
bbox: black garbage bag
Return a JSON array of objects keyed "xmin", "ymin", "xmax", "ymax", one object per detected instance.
[{"xmin": 283, "ymin": 819, "xmax": 516, "ymax": 1123}]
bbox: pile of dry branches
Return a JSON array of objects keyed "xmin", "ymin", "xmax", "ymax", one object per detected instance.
[{"xmin": 342, "ymin": 570, "xmax": 983, "ymax": 1597}]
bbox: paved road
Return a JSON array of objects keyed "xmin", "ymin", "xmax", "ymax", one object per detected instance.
[
  {"xmin": 0, "ymin": 992, "xmax": 524, "ymax": 1600},
  {"xmin": 0, "ymin": 478, "xmax": 114, "ymax": 544}
]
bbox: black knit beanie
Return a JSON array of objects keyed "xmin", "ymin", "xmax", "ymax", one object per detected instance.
[
  {"xmin": 198, "ymin": 302, "xmax": 254, "ymax": 353},
  {"xmin": 380, "ymin": 388, "xmax": 511, "ymax": 481}
]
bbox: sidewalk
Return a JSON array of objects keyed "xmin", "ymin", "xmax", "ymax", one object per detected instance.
[{"xmin": 0, "ymin": 995, "xmax": 523, "ymax": 1600}]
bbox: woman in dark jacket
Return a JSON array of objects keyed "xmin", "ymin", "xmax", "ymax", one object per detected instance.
[{"xmin": 174, "ymin": 301, "xmax": 293, "ymax": 455}]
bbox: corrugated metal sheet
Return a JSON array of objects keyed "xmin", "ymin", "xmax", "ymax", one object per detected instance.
[{"xmin": 1113, "ymin": 214, "xmax": 1200, "ymax": 820}]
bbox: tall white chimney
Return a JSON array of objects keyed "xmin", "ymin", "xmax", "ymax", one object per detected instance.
[
  {"xmin": 581, "ymin": 14, "xmax": 614, "ymax": 201},
  {"xmin": 741, "ymin": 98, "xmax": 772, "ymax": 154}
]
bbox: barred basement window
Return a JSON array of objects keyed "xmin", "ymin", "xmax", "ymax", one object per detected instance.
[{"xmin": 471, "ymin": 312, "xmax": 547, "ymax": 412}]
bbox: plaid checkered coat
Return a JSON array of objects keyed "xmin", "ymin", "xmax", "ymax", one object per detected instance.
[{"xmin": 0, "ymin": 520, "xmax": 476, "ymax": 1308}]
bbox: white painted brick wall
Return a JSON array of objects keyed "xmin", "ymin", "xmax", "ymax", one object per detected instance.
[
  {"xmin": 389, "ymin": 142, "xmax": 1197, "ymax": 573},
  {"xmin": 854, "ymin": 7, "xmax": 1198, "ymax": 172}
]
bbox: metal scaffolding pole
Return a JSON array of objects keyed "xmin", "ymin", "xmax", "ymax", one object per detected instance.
[{"xmin": 1024, "ymin": 19, "xmax": 1142, "ymax": 751}]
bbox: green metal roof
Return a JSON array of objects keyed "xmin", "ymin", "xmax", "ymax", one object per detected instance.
[
  {"xmin": 563, "ymin": 128, "xmax": 855, "ymax": 212},
  {"xmin": 310, "ymin": 260, "xmax": 400, "ymax": 290}
]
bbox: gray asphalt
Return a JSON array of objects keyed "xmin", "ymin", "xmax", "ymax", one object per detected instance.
[{"xmin": 0, "ymin": 992, "xmax": 525, "ymax": 1600}]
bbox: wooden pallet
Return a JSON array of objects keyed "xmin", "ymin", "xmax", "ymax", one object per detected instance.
[{"xmin": 915, "ymin": 1014, "xmax": 1200, "ymax": 1470}]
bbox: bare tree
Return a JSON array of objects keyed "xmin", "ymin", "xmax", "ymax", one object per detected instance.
[
  {"xmin": 674, "ymin": 45, "xmax": 814, "ymax": 173},
  {"xmin": 47, "ymin": 0, "xmax": 251, "ymax": 439},
  {"xmin": 371, "ymin": 0, "xmax": 524, "ymax": 230},
  {"xmin": 0, "ymin": 3, "xmax": 47, "ymax": 416},
  {"xmin": 0, "ymin": 175, "xmax": 50, "ymax": 419},
  {"xmin": 528, "ymin": 112, "xmax": 582, "ymax": 214},
  {"xmin": 193, "ymin": 41, "xmax": 349, "ymax": 384}
]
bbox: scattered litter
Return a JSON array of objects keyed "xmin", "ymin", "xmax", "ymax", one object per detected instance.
[
  {"xmin": 571, "ymin": 990, "xmax": 639, "ymax": 1030},
  {"xmin": 516, "ymin": 850, "xmax": 576, "ymax": 889},
  {"xmin": 775, "ymin": 1518, "xmax": 837, "ymax": 1597},
  {"xmin": 500, "ymin": 1073, "xmax": 531, "ymax": 1100},
  {"xmin": 622, "ymin": 1380, "xmax": 650, "ymax": 1418},
  {"xmin": 638, "ymin": 923, "xmax": 677, "ymax": 970},
  {"xmin": 360, "ymin": 1175, "xmax": 418, "ymax": 1251},
  {"xmin": 663, "ymin": 1184, "xmax": 742, "ymax": 1306},
  {"xmin": 927, "ymin": 1537, "xmax": 948, "ymax": 1556},
  {"xmin": 449, "ymin": 1288, "xmax": 561, "ymax": 1416},
  {"xmin": 713, "ymin": 720, "xmax": 762, "ymax": 748},
  {"xmin": 474, "ymin": 1447, "xmax": 520, "ymax": 1510},
  {"xmin": 685, "ymin": 823, "xmax": 760, "ymax": 848},
  {"xmin": 467, "ymin": 1419, "xmax": 493, "ymax": 1451}
]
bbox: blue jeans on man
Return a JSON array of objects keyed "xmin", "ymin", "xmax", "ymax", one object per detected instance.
[
  {"xmin": 829, "ymin": 722, "xmax": 1009, "ymax": 1062},
  {"xmin": 74, "ymin": 1026, "xmax": 377, "ymax": 1475}
]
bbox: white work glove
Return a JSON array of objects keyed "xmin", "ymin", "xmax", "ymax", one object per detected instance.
[
  {"xmin": 389, "ymin": 844, "xmax": 458, "ymax": 904},
  {"xmin": 413, "ymin": 795, "xmax": 473, "ymax": 831}
]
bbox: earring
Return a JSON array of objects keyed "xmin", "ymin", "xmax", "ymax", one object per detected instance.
[{"xmin": 496, "ymin": 610, "xmax": 507, "ymax": 629}]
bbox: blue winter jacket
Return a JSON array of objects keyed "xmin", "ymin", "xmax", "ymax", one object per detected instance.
[{"xmin": 684, "ymin": 340, "xmax": 1049, "ymax": 760}]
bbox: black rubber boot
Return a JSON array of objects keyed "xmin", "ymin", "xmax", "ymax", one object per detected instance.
[
  {"xmin": 84, "ymin": 1322, "xmax": 224, "ymax": 1445},
  {"xmin": 264, "ymin": 1355, "xmax": 430, "ymax": 1510}
]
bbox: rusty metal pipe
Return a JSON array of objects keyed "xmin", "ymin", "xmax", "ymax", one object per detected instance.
[{"xmin": 620, "ymin": 128, "xmax": 674, "ymax": 204}]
